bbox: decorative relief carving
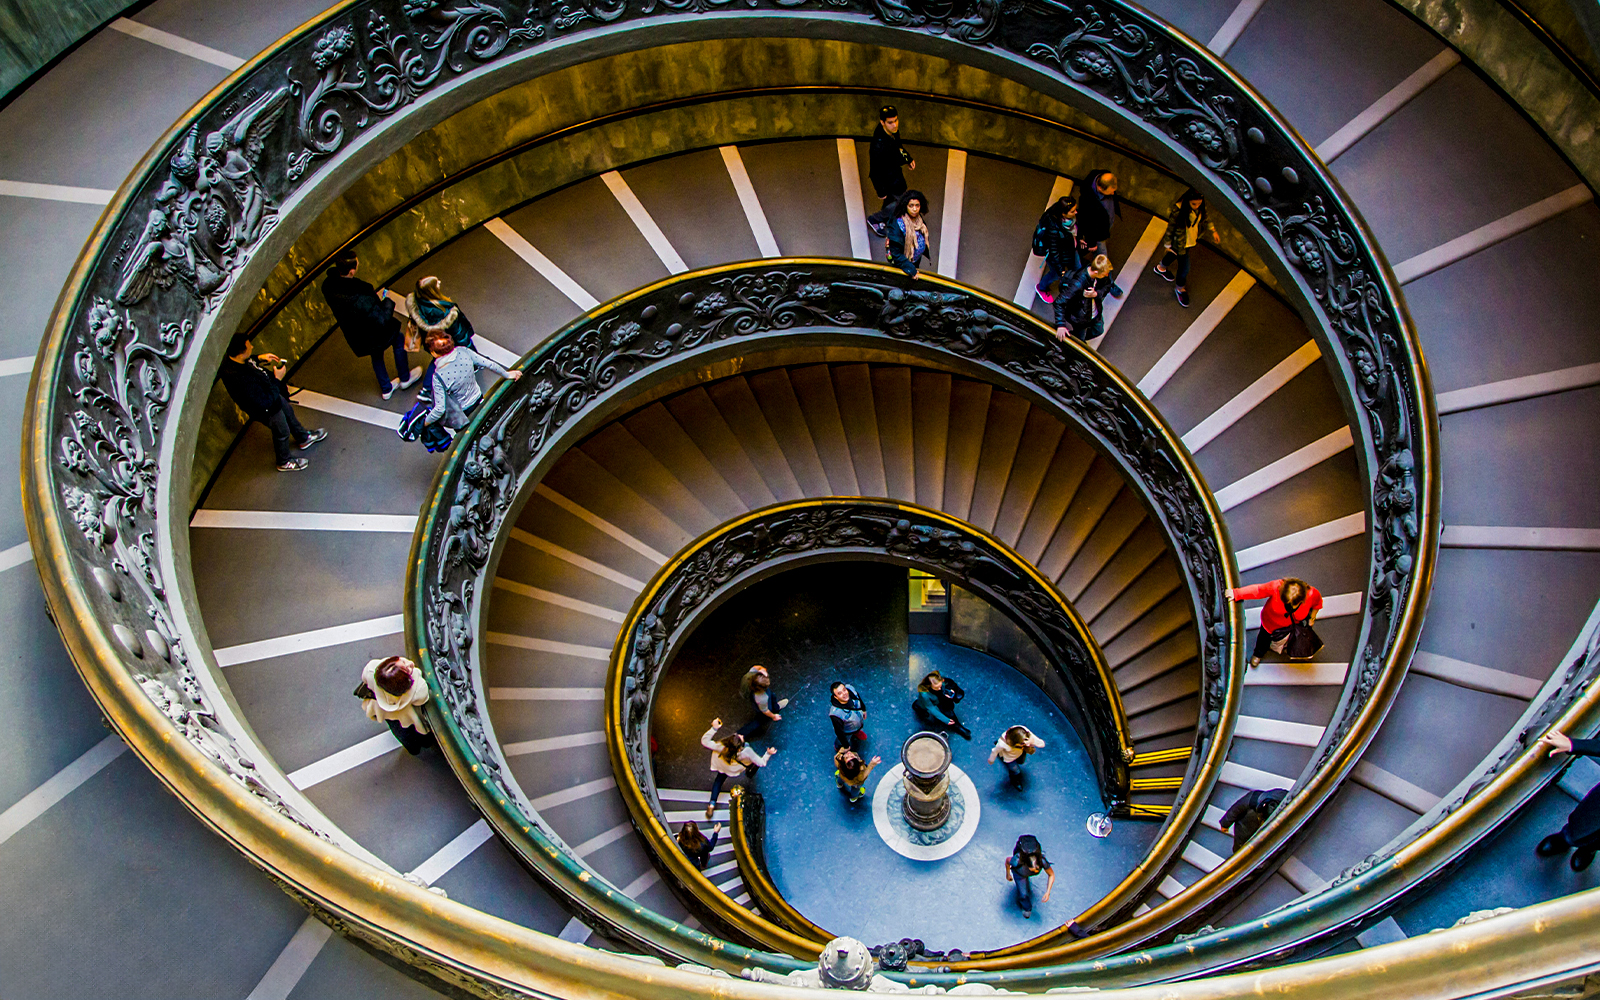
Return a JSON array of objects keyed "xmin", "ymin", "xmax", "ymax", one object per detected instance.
[
  {"xmin": 38, "ymin": 0, "xmax": 1442, "ymax": 959},
  {"xmin": 612, "ymin": 502, "xmax": 1125, "ymax": 805}
]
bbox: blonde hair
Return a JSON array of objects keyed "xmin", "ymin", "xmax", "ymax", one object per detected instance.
[
  {"xmin": 415, "ymin": 275, "xmax": 445, "ymax": 300},
  {"xmin": 1090, "ymin": 254, "xmax": 1113, "ymax": 276}
]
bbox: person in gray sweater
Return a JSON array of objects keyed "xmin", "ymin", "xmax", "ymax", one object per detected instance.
[{"xmin": 421, "ymin": 329, "xmax": 521, "ymax": 431}]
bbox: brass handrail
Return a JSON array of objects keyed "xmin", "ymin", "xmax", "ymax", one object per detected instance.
[
  {"xmin": 729, "ymin": 787, "xmax": 834, "ymax": 942},
  {"xmin": 600, "ymin": 496, "xmax": 1145, "ymax": 956},
  {"xmin": 22, "ymin": 0, "xmax": 1458, "ymax": 991}
]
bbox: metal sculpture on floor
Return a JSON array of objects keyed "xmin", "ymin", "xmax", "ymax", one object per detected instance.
[{"xmin": 902, "ymin": 732, "xmax": 954, "ymax": 831}]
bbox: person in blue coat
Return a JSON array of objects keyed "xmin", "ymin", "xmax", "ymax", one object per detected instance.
[
  {"xmin": 912, "ymin": 671, "xmax": 970, "ymax": 740},
  {"xmin": 1536, "ymin": 729, "xmax": 1600, "ymax": 870},
  {"xmin": 885, "ymin": 190, "xmax": 932, "ymax": 278}
]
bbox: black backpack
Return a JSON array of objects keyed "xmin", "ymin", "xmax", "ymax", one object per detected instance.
[{"xmin": 1032, "ymin": 219, "xmax": 1050, "ymax": 256}]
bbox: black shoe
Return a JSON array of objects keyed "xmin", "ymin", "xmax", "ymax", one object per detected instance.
[
  {"xmin": 1108, "ymin": 281, "xmax": 1125, "ymax": 298},
  {"xmin": 1153, "ymin": 264, "xmax": 1175, "ymax": 283},
  {"xmin": 1573, "ymin": 849, "xmax": 1595, "ymax": 872},
  {"xmin": 953, "ymin": 724, "xmax": 973, "ymax": 741},
  {"xmin": 868, "ymin": 220, "xmax": 887, "ymax": 239},
  {"xmin": 1175, "ymin": 286, "xmax": 1191, "ymax": 308},
  {"xmin": 1537, "ymin": 834, "xmax": 1569, "ymax": 857}
]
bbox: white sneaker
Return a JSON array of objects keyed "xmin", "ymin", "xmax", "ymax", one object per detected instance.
[{"xmin": 399, "ymin": 366, "xmax": 425, "ymax": 390}]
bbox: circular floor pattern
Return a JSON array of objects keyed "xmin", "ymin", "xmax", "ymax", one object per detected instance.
[{"xmin": 872, "ymin": 763, "xmax": 981, "ymax": 861}]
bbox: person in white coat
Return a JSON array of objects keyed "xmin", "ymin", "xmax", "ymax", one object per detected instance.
[
  {"xmin": 701, "ymin": 717, "xmax": 776, "ymax": 818},
  {"xmin": 357, "ymin": 656, "xmax": 434, "ymax": 755}
]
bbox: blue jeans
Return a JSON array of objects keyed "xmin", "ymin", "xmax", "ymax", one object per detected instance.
[
  {"xmin": 370, "ymin": 329, "xmax": 411, "ymax": 392},
  {"xmin": 709, "ymin": 771, "xmax": 731, "ymax": 811},
  {"xmin": 1003, "ymin": 757, "xmax": 1026, "ymax": 785},
  {"xmin": 1036, "ymin": 255, "xmax": 1075, "ymax": 296},
  {"xmin": 1159, "ymin": 249, "xmax": 1191, "ymax": 285},
  {"xmin": 1012, "ymin": 868, "xmax": 1035, "ymax": 913},
  {"xmin": 837, "ymin": 774, "xmax": 866, "ymax": 803}
]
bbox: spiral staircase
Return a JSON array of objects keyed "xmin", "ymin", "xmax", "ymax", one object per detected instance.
[{"xmin": 5, "ymin": 0, "xmax": 1600, "ymax": 996}]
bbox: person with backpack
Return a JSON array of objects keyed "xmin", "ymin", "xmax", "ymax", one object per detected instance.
[
  {"xmin": 1152, "ymin": 188, "xmax": 1219, "ymax": 308},
  {"xmin": 885, "ymin": 190, "xmax": 932, "ymax": 278},
  {"xmin": 1005, "ymin": 834, "xmax": 1054, "ymax": 918},
  {"xmin": 912, "ymin": 671, "xmax": 970, "ymax": 740},
  {"xmin": 701, "ymin": 718, "xmax": 776, "ymax": 818},
  {"xmin": 1053, "ymin": 254, "xmax": 1116, "ymax": 343},
  {"xmin": 1226, "ymin": 577, "xmax": 1324, "ymax": 668},
  {"xmin": 866, "ymin": 105, "xmax": 916, "ymax": 236},
  {"xmin": 989, "ymin": 724, "xmax": 1046, "ymax": 789},
  {"xmin": 1031, "ymin": 196, "xmax": 1080, "ymax": 304}
]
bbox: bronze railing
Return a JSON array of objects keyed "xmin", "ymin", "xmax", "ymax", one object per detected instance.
[
  {"xmin": 411, "ymin": 260, "xmax": 1239, "ymax": 969},
  {"xmin": 19, "ymin": 0, "xmax": 1467, "ymax": 992}
]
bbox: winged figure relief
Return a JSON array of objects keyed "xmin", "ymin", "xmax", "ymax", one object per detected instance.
[{"xmin": 116, "ymin": 87, "xmax": 291, "ymax": 306}]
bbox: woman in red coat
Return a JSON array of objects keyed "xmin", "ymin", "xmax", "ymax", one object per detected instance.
[{"xmin": 1225, "ymin": 578, "xmax": 1322, "ymax": 668}]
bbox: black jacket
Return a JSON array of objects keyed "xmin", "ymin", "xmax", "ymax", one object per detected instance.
[
  {"xmin": 1563, "ymin": 738, "xmax": 1600, "ymax": 845},
  {"xmin": 321, "ymin": 273, "xmax": 400, "ymax": 358},
  {"xmin": 1220, "ymin": 788, "xmax": 1288, "ymax": 853},
  {"xmin": 868, "ymin": 125, "xmax": 913, "ymax": 199},
  {"xmin": 1033, "ymin": 211, "xmax": 1080, "ymax": 268},
  {"xmin": 1076, "ymin": 170, "xmax": 1121, "ymax": 246},
  {"xmin": 1054, "ymin": 267, "xmax": 1114, "ymax": 329},
  {"xmin": 219, "ymin": 357, "xmax": 286, "ymax": 422}
]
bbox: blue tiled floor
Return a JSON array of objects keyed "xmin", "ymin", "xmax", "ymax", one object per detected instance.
[{"xmin": 651, "ymin": 564, "xmax": 1160, "ymax": 952}]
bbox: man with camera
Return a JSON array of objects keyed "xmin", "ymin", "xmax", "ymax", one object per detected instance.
[{"xmin": 218, "ymin": 333, "xmax": 327, "ymax": 471}]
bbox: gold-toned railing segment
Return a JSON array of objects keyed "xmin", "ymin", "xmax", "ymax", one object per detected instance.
[
  {"xmin": 602, "ymin": 495, "xmax": 1144, "ymax": 959},
  {"xmin": 729, "ymin": 787, "xmax": 834, "ymax": 942}
]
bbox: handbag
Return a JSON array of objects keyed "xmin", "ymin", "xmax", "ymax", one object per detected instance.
[
  {"xmin": 402, "ymin": 318, "xmax": 422, "ymax": 354},
  {"xmin": 1287, "ymin": 619, "xmax": 1324, "ymax": 660}
]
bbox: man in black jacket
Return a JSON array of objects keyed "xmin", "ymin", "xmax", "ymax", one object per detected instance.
[
  {"xmin": 1076, "ymin": 169, "xmax": 1125, "ymax": 298},
  {"xmin": 1536, "ymin": 730, "xmax": 1600, "ymax": 870},
  {"xmin": 865, "ymin": 105, "xmax": 915, "ymax": 237},
  {"xmin": 218, "ymin": 334, "xmax": 327, "ymax": 471},
  {"xmin": 320, "ymin": 252, "xmax": 421, "ymax": 399}
]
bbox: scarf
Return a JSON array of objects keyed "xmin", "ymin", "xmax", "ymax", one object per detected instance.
[{"xmin": 901, "ymin": 212, "xmax": 929, "ymax": 262}]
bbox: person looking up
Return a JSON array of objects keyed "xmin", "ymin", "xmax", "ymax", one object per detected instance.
[
  {"xmin": 701, "ymin": 718, "xmax": 775, "ymax": 819},
  {"xmin": 866, "ymin": 105, "xmax": 915, "ymax": 236},
  {"xmin": 829, "ymin": 681, "xmax": 869, "ymax": 752},
  {"xmin": 737, "ymin": 664, "xmax": 788, "ymax": 738},
  {"xmin": 217, "ymin": 333, "xmax": 327, "ymax": 472},
  {"xmin": 834, "ymin": 748, "xmax": 882, "ymax": 804},
  {"xmin": 320, "ymin": 252, "xmax": 422, "ymax": 399},
  {"xmin": 989, "ymin": 724, "xmax": 1046, "ymax": 789},
  {"xmin": 1006, "ymin": 835, "xmax": 1055, "ymax": 918},
  {"xmin": 1153, "ymin": 188, "xmax": 1218, "ymax": 308},
  {"xmin": 356, "ymin": 655, "xmax": 434, "ymax": 755},
  {"xmin": 912, "ymin": 671, "xmax": 970, "ymax": 740},
  {"xmin": 1032, "ymin": 195, "xmax": 1080, "ymax": 304},
  {"xmin": 1226, "ymin": 577, "xmax": 1323, "ymax": 668},
  {"xmin": 676, "ymin": 820, "xmax": 721, "ymax": 871},
  {"xmin": 422, "ymin": 329, "xmax": 522, "ymax": 432},
  {"xmin": 886, "ymin": 190, "xmax": 932, "ymax": 278}
]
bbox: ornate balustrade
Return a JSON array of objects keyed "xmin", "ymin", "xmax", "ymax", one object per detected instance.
[
  {"xmin": 410, "ymin": 259, "xmax": 1237, "ymax": 968},
  {"xmin": 17, "ymin": 0, "xmax": 1485, "ymax": 992},
  {"xmin": 604, "ymin": 496, "xmax": 1131, "ymax": 953}
]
